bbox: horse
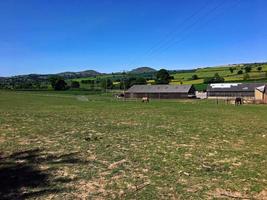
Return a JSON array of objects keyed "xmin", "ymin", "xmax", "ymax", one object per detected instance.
[
  {"xmin": 142, "ymin": 97, "xmax": 149, "ymax": 103},
  {"xmin": 235, "ymin": 97, "xmax": 242, "ymax": 106},
  {"xmin": 115, "ymin": 93, "xmax": 124, "ymax": 99}
]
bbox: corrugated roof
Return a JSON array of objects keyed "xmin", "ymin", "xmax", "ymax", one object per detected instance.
[
  {"xmin": 207, "ymin": 83, "xmax": 265, "ymax": 92},
  {"xmin": 126, "ymin": 84, "xmax": 193, "ymax": 93}
]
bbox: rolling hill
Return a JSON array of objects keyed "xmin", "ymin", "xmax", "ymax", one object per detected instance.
[{"xmin": 130, "ymin": 67, "xmax": 156, "ymax": 74}]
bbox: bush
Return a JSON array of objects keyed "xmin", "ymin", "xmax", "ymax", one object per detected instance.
[
  {"xmin": 100, "ymin": 79, "xmax": 113, "ymax": 90},
  {"xmin": 54, "ymin": 79, "xmax": 68, "ymax": 90},
  {"xmin": 71, "ymin": 81, "xmax": 80, "ymax": 88},
  {"xmin": 81, "ymin": 80, "xmax": 94, "ymax": 84},
  {"xmin": 192, "ymin": 74, "xmax": 199, "ymax": 80},
  {"xmin": 203, "ymin": 73, "xmax": 224, "ymax": 84},
  {"xmin": 257, "ymin": 66, "xmax": 262, "ymax": 72},
  {"xmin": 244, "ymin": 66, "xmax": 252, "ymax": 73},
  {"xmin": 243, "ymin": 73, "xmax": 250, "ymax": 81},
  {"xmin": 237, "ymin": 70, "xmax": 243, "ymax": 75},
  {"xmin": 135, "ymin": 77, "xmax": 147, "ymax": 85},
  {"xmin": 49, "ymin": 76, "xmax": 68, "ymax": 91},
  {"xmin": 229, "ymin": 67, "xmax": 235, "ymax": 73}
]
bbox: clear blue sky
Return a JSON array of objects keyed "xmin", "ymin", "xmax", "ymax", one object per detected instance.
[{"xmin": 0, "ymin": 0, "xmax": 266, "ymax": 76}]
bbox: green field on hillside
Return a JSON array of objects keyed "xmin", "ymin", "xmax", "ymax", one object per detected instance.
[
  {"xmin": 171, "ymin": 64, "xmax": 267, "ymax": 84},
  {"xmin": 0, "ymin": 91, "xmax": 266, "ymax": 199}
]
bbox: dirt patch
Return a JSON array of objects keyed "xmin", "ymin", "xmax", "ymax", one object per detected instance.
[
  {"xmin": 208, "ymin": 188, "xmax": 250, "ymax": 199},
  {"xmin": 108, "ymin": 159, "xmax": 127, "ymax": 170},
  {"xmin": 0, "ymin": 136, "xmax": 6, "ymax": 143},
  {"xmin": 75, "ymin": 178, "xmax": 109, "ymax": 199},
  {"xmin": 117, "ymin": 121, "xmax": 140, "ymax": 126},
  {"xmin": 255, "ymin": 189, "xmax": 267, "ymax": 200}
]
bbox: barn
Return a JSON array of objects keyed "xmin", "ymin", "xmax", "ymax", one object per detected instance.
[
  {"xmin": 125, "ymin": 84, "xmax": 195, "ymax": 99},
  {"xmin": 255, "ymin": 85, "xmax": 267, "ymax": 103},
  {"xmin": 207, "ymin": 83, "xmax": 265, "ymax": 99}
]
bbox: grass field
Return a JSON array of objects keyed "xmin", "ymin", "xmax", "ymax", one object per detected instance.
[{"xmin": 0, "ymin": 91, "xmax": 267, "ymax": 199}]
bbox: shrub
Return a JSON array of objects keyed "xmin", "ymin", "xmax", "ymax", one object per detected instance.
[
  {"xmin": 192, "ymin": 74, "xmax": 199, "ymax": 80},
  {"xmin": 49, "ymin": 76, "xmax": 68, "ymax": 90},
  {"xmin": 243, "ymin": 73, "xmax": 250, "ymax": 81},
  {"xmin": 237, "ymin": 70, "xmax": 243, "ymax": 75},
  {"xmin": 71, "ymin": 81, "xmax": 80, "ymax": 88},
  {"xmin": 54, "ymin": 79, "xmax": 68, "ymax": 90},
  {"xmin": 244, "ymin": 66, "xmax": 252, "ymax": 73},
  {"xmin": 203, "ymin": 73, "xmax": 224, "ymax": 84},
  {"xmin": 135, "ymin": 77, "xmax": 147, "ymax": 85},
  {"xmin": 257, "ymin": 66, "xmax": 262, "ymax": 72},
  {"xmin": 100, "ymin": 79, "xmax": 113, "ymax": 90}
]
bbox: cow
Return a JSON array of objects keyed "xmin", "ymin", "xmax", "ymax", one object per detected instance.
[
  {"xmin": 142, "ymin": 97, "xmax": 149, "ymax": 103},
  {"xmin": 235, "ymin": 97, "xmax": 242, "ymax": 106}
]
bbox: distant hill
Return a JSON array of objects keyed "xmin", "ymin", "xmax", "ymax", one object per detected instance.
[
  {"xmin": 130, "ymin": 67, "xmax": 156, "ymax": 74},
  {"xmin": 57, "ymin": 70, "xmax": 101, "ymax": 79},
  {"xmin": 2, "ymin": 70, "xmax": 101, "ymax": 80},
  {"xmin": 0, "ymin": 70, "xmax": 102, "ymax": 88}
]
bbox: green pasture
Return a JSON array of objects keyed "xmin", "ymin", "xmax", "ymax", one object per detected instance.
[{"xmin": 0, "ymin": 91, "xmax": 266, "ymax": 199}]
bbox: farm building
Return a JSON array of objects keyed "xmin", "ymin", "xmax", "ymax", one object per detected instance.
[
  {"xmin": 125, "ymin": 84, "xmax": 195, "ymax": 99},
  {"xmin": 255, "ymin": 85, "xmax": 267, "ymax": 103},
  {"xmin": 207, "ymin": 83, "xmax": 265, "ymax": 99}
]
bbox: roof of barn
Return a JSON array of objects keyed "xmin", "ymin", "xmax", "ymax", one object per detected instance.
[
  {"xmin": 126, "ymin": 84, "xmax": 193, "ymax": 93},
  {"xmin": 207, "ymin": 83, "xmax": 265, "ymax": 92}
]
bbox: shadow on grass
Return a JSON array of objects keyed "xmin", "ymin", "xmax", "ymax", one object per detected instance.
[{"xmin": 0, "ymin": 148, "xmax": 87, "ymax": 199}]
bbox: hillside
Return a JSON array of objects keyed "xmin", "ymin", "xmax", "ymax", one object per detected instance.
[
  {"xmin": 0, "ymin": 69, "xmax": 102, "ymax": 85},
  {"xmin": 57, "ymin": 70, "xmax": 101, "ymax": 79},
  {"xmin": 130, "ymin": 67, "xmax": 156, "ymax": 74}
]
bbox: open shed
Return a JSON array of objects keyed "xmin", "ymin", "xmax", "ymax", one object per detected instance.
[{"xmin": 207, "ymin": 83, "xmax": 265, "ymax": 99}]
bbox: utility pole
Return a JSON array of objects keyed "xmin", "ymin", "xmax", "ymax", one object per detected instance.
[{"xmin": 122, "ymin": 71, "xmax": 126, "ymax": 101}]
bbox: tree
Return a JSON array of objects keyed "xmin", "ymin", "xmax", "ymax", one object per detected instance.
[
  {"xmin": 155, "ymin": 69, "xmax": 171, "ymax": 84},
  {"xmin": 134, "ymin": 77, "xmax": 147, "ymax": 85},
  {"xmin": 71, "ymin": 81, "xmax": 80, "ymax": 88},
  {"xmin": 229, "ymin": 67, "xmax": 234, "ymax": 73},
  {"xmin": 213, "ymin": 73, "xmax": 225, "ymax": 83},
  {"xmin": 49, "ymin": 76, "xmax": 68, "ymax": 90},
  {"xmin": 203, "ymin": 73, "xmax": 224, "ymax": 84},
  {"xmin": 54, "ymin": 79, "xmax": 67, "ymax": 90},
  {"xmin": 49, "ymin": 76, "xmax": 61, "ymax": 89},
  {"xmin": 120, "ymin": 77, "xmax": 136, "ymax": 89},
  {"xmin": 243, "ymin": 73, "xmax": 250, "ymax": 81},
  {"xmin": 100, "ymin": 79, "xmax": 113, "ymax": 90},
  {"xmin": 257, "ymin": 66, "xmax": 262, "ymax": 72},
  {"xmin": 244, "ymin": 66, "xmax": 252, "ymax": 73},
  {"xmin": 237, "ymin": 70, "xmax": 243, "ymax": 75},
  {"xmin": 192, "ymin": 74, "xmax": 199, "ymax": 80}
]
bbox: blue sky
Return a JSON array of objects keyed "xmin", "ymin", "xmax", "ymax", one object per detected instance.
[{"xmin": 0, "ymin": 0, "xmax": 266, "ymax": 76}]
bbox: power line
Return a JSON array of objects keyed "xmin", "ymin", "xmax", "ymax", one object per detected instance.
[
  {"xmin": 128, "ymin": 0, "xmax": 242, "ymax": 68},
  {"xmin": 145, "ymin": 0, "xmax": 229, "ymax": 60},
  {"xmin": 149, "ymin": 0, "xmax": 242, "ymax": 59},
  {"xmin": 126, "ymin": 0, "xmax": 212, "ymax": 67},
  {"xmin": 142, "ymin": 0, "xmax": 212, "ymax": 59}
]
